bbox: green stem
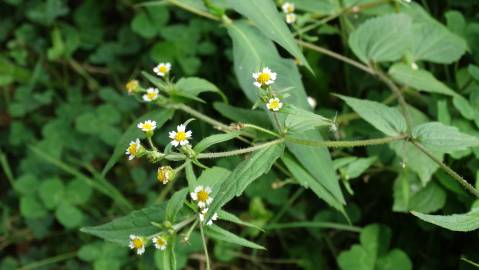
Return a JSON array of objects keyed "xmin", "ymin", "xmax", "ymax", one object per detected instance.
[
  {"xmin": 17, "ymin": 251, "xmax": 77, "ymax": 270},
  {"xmin": 272, "ymin": 111, "xmax": 284, "ymax": 134},
  {"xmin": 243, "ymin": 123, "xmax": 280, "ymax": 137},
  {"xmin": 297, "ymin": 40, "xmax": 375, "ymax": 75},
  {"xmin": 0, "ymin": 151, "xmax": 14, "ymax": 188},
  {"xmin": 199, "ymin": 224, "xmax": 211, "ymax": 270},
  {"xmin": 411, "ymin": 140, "xmax": 479, "ymax": 198},
  {"xmin": 167, "ymin": 0, "xmax": 220, "ymax": 21},
  {"xmin": 285, "ymin": 134, "xmax": 407, "ymax": 148},
  {"xmin": 197, "ymin": 139, "xmax": 284, "ymax": 158},
  {"xmin": 147, "ymin": 136, "xmax": 157, "ymax": 151},
  {"xmin": 265, "ymin": 221, "xmax": 361, "ymax": 232}
]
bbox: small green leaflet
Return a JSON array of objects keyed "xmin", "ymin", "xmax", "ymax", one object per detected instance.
[
  {"xmin": 285, "ymin": 106, "xmax": 331, "ymax": 133},
  {"xmin": 213, "ymin": 102, "xmax": 272, "ymax": 128},
  {"xmin": 348, "ymin": 14, "xmax": 412, "ymax": 63},
  {"xmin": 81, "ymin": 203, "xmax": 168, "ymax": 245},
  {"xmin": 226, "ymin": 0, "xmax": 311, "ymax": 72},
  {"xmin": 101, "ymin": 109, "xmax": 174, "ymax": 177},
  {"xmin": 388, "ymin": 63, "xmax": 456, "ymax": 96},
  {"xmin": 337, "ymin": 95, "xmax": 407, "ymax": 136},
  {"xmin": 412, "ymin": 122, "xmax": 479, "ymax": 154},
  {"xmin": 337, "ymin": 224, "xmax": 412, "ymax": 270},
  {"xmin": 412, "ymin": 207, "xmax": 479, "ymax": 232},
  {"xmin": 218, "ymin": 210, "xmax": 264, "ymax": 231},
  {"xmin": 165, "ymin": 188, "xmax": 188, "ymax": 222},
  {"xmin": 205, "ymin": 143, "xmax": 284, "ymax": 221},
  {"xmin": 175, "ymin": 77, "xmax": 227, "ymax": 103},
  {"xmin": 452, "ymin": 95, "xmax": 475, "ymax": 120},
  {"xmin": 193, "ymin": 131, "xmax": 241, "ymax": 153},
  {"xmin": 142, "ymin": 71, "xmax": 167, "ymax": 90},
  {"xmin": 206, "ymin": 224, "xmax": 265, "ymax": 250}
]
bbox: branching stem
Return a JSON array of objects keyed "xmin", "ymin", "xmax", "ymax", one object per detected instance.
[{"xmin": 285, "ymin": 134, "xmax": 407, "ymax": 148}]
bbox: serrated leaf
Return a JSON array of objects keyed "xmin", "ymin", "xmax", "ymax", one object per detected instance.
[
  {"xmin": 81, "ymin": 204, "xmax": 168, "ymax": 245},
  {"xmin": 218, "ymin": 210, "xmax": 264, "ymax": 231},
  {"xmin": 206, "ymin": 144, "xmax": 284, "ymax": 221},
  {"xmin": 285, "ymin": 106, "xmax": 331, "ymax": 132},
  {"xmin": 206, "ymin": 224, "xmax": 265, "ymax": 249},
  {"xmin": 337, "ymin": 95, "xmax": 407, "ymax": 136},
  {"xmin": 226, "ymin": 0, "xmax": 311, "ymax": 71},
  {"xmin": 389, "ymin": 63, "xmax": 456, "ymax": 96},
  {"xmin": 193, "ymin": 131, "xmax": 241, "ymax": 153},
  {"xmin": 413, "ymin": 122, "xmax": 479, "ymax": 154},
  {"xmin": 101, "ymin": 109, "xmax": 173, "ymax": 177},
  {"xmin": 412, "ymin": 207, "xmax": 479, "ymax": 232},
  {"xmin": 175, "ymin": 77, "xmax": 227, "ymax": 103},
  {"xmin": 348, "ymin": 14, "xmax": 412, "ymax": 63}
]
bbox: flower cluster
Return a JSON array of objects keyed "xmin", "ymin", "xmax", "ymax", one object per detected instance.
[
  {"xmin": 252, "ymin": 67, "xmax": 284, "ymax": 112},
  {"xmin": 282, "ymin": 2, "xmax": 296, "ymax": 24},
  {"xmin": 128, "ymin": 234, "xmax": 168, "ymax": 255}
]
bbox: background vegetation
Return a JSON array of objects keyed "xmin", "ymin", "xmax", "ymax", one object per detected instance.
[{"xmin": 1, "ymin": 0, "xmax": 479, "ymax": 269}]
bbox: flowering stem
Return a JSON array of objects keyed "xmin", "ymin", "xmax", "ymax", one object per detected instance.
[
  {"xmin": 272, "ymin": 112, "xmax": 284, "ymax": 135},
  {"xmin": 411, "ymin": 140, "xmax": 479, "ymax": 198},
  {"xmin": 199, "ymin": 224, "xmax": 211, "ymax": 270},
  {"xmin": 147, "ymin": 136, "xmax": 157, "ymax": 151},
  {"xmin": 197, "ymin": 139, "xmax": 284, "ymax": 159},
  {"xmin": 183, "ymin": 219, "xmax": 199, "ymax": 242},
  {"xmin": 285, "ymin": 134, "xmax": 407, "ymax": 148}
]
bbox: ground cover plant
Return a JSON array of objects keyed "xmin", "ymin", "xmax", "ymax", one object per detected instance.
[{"xmin": 2, "ymin": 0, "xmax": 479, "ymax": 269}]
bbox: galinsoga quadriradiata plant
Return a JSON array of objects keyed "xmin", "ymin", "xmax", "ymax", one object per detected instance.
[{"xmin": 80, "ymin": 0, "xmax": 479, "ymax": 269}]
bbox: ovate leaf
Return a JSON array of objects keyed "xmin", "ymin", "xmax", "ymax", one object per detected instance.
[
  {"xmin": 193, "ymin": 131, "xmax": 241, "ymax": 153},
  {"xmin": 337, "ymin": 95, "xmax": 407, "ymax": 136},
  {"xmin": 218, "ymin": 210, "xmax": 264, "ymax": 231},
  {"xmin": 412, "ymin": 122, "xmax": 479, "ymax": 153},
  {"xmin": 389, "ymin": 63, "xmax": 456, "ymax": 96},
  {"xmin": 285, "ymin": 106, "xmax": 331, "ymax": 133},
  {"xmin": 348, "ymin": 14, "xmax": 412, "ymax": 63},
  {"xmin": 412, "ymin": 207, "xmax": 479, "ymax": 232},
  {"xmin": 226, "ymin": 0, "xmax": 311, "ymax": 71},
  {"xmin": 175, "ymin": 77, "xmax": 227, "ymax": 103}
]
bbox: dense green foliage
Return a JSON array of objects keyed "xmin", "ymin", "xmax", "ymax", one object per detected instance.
[{"xmin": 2, "ymin": 0, "xmax": 479, "ymax": 269}]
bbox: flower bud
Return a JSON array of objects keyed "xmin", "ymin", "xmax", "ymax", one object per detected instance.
[
  {"xmin": 125, "ymin": 80, "xmax": 140, "ymax": 94},
  {"xmin": 157, "ymin": 166, "xmax": 175, "ymax": 184}
]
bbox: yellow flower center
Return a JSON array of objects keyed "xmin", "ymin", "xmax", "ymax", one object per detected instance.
[
  {"xmin": 143, "ymin": 123, "xmax": 153, "ymax": 130},
  {"xmin": 147, "ymin": 92, "xmax": 157, "ymax": 100},
  {"xmin": 269, "ymin": 100, "xmax": 281, "ymax": 109},
  {"xmin": 175, "ymin": 131, "xmax": 186, "ymax": 141},
  {"xmin": 128, "ymin": 144, "xmax": 138, "ymax": 155},
  {"xmin": 133, "ymin": 238, "xmax": 143, "ymax": 249},
  {"xmin": 155, "ymin": 237, "xmax": 166, "ymax": 246},
  {"xmin": 257, "ymin": 72, "xmax": 270, "ymax": 85},
  {"xmin": 287, "ymin": 5, "xmax": 294, "ymax": 13},
  {"xmin": 159, "ymin": 65, "xmax": 168, "ymax": 73},
  {"xmin": 197, "ymin": 190, "xmax": 209, "ymax": 202},
  {"xmin": 126, "ymin": 80, "xmax": 139, "ymax": 92}
]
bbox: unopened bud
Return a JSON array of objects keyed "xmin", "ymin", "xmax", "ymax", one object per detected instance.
[
  {"xmin": 125, "ymin": 80, "xmax": 140, "ymax": 95},
  {"xmin": 157, "ymin": 166, "xmax": 175, "ymax": 184}
]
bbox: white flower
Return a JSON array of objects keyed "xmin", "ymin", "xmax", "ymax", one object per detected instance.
[
  {"xmin": 199, "ymin": 208, "xmax": 218, "ymax": 226},
  {"xmin": 153, "ymin": 62, "xmax": 171, "ymax": 77},
  {"xmin": 266, "ymin": 97, "xmax": 283, "ymax": 111},
  {"xmin": 286, "ymin": 13, "xmax": 297, "ymax": 24},
  {"xmin": 125, "ymin": 138, "xmax": 141, "ymax": 160},
  {"xmin": 168, "ymin": 124, "xmax": 192, "ymax": 147},
  {"xmin": 252, "ymin": 67, "xmax": 277, "ymax": 88},
  {"xmin": 282, "ymin": 2, "xmax": 295, "ymax": 13},
  {"xmin": 190, "ymin": 185, "xmax": 213, "ymax": 209},
  {"xmin": 152, "ymin": 236, "xmax": 167, "ymax": 250},
  {"xmin": 142, "ymin": 88, "xmax": 159, "ymax": 102},
  {"xmin": 307, "ymin": 96, "xmax": 317, "ymax": 109},
  {"xmin": 129, "ymin": 235, "xmax": 146, "ymax": 255},
  {"xmin": 137, "ymin": 120, "xmax": 157, "ymax": 133}
]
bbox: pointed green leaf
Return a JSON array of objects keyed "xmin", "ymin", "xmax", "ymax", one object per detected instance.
[
  {"xmin": 193, "ymin": 131, "xmax": 241, "ymax": 153},
  {"xmin": 166, "ymin": 188, "xmax": 188, "ymax": 222},
  {"xmin": 285, "ymin": 106, "xmax": 331, "ymax": 133},
  {"xmin": 389, "ymin": 63, "xmax": 456, "ymax": 96},
  {"xmin": 412, "ymin": 207, "xmax": 479, "ymax": 232},
  {"xmin": 338, "ymin": 95, "xmax": 407, "ymax": 136},
  {"xmin": 218, "ymin": 210, "xmax": 264, "ymax": 231},
  {"xmin": 175, "ymin": 77, "xmax": 227, "ymax": 103},
  {"xmin": 206, "ymin": 224, "xmax": 265, "ymax": 249},
  {"xmin": 348, "ymin": 14, "xmax": 412, "ymax": 63},
  {"xmin": 226, "ymin": 0, "xmax": 311, "ymax": 71},
  {"xmin": 413, "ymin": 122, "xmax": 479, "ymax": 153}
]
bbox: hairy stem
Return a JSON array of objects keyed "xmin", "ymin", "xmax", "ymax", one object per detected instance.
[
  {"xmin": 197, "ymin": 139, "xmax": 284, "ymax": 158},
  {"xmin": 411, "ymin": 140, "xmax": 479, "ymax": 198},
  {"xmin": 285, "ymin": 134, "xmax": 407, "ymax": 148},
  {"xmin": 199, "ymin": 224, "xmax": 211, "ymax": 270},
  {"xmin": 243, "ymin": 123, "xmax": 280, "ymax": 137}
]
